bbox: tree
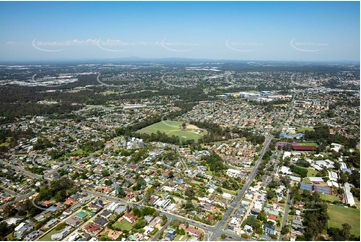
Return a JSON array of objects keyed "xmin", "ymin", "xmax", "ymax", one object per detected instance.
[
  {"xmin": 55, "ymin": 222, "xmax": 66, "ymax": 231},
  {"xmin": 3, "ymin": 204, "xmax": 17, "ymax": 218},
  {"xmin": 267, "ymin": 189, "xmax": 276, "ymax": 200},
  {"xmin": 281, "ymin": 225, "xmax": 290, "ymax": 235},
  {"xmin": 257, "ymin": 210, "xmax": 267, "ymax": 222},
  {"xmin": 185, "ymin": 187, "xmax": 195, "ymax": 199},
  {"xmin": 0, "ymin": 221, "xmax": 10, "ymax": 239},
  {"xmin": 182, "ymin": 122, "xmax": 187, "ymax": 130},
  {"xmin": 341, "ymin": 223, "xmax": 351, "ymax": 240},
  {"xmin": 101, "ymin": 170, "xmax": 110, "ymax": 177},
  {"xmin": 221, "ymin": 234, "xmax": 226, "ymax": 239}
]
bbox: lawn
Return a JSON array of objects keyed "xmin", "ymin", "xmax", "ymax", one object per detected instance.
[
  {"xmin": 0, "ymin": 137, "xmax": 11, "ymax": 147},
  {"xmin": 39, "ymin": 228, "xmax": 59, "ymax": 241},
  {"xmin": 328, "ymin": 204, "xmax": 360, "ymax": 236},
  {"xmin": 298, "ymin": 142, "xmax": 318, "ymax": 147},
  {"xmin": 320, "ymin": 193, "xmax": 339, "ymax": 202},
  {"xmin": 112, "ymin": 220, "xmax": 133, "ymax": 231},
  {"xmin": 307, "ymin": 168, "xmax": 318, "ymax": 177},
  {"xmin": 302, "ymin": 178, "xmax": 312, "ymax": 184},
  {"xmin": 137, "ymin": 121, "xmax": 203, "ymax": 142},
  {"xmin": 294, "ymin": 127, "xmax": 314, "ymax": 132},
  {"xmin": 67, "ymin": 149, "xmax": 84, "ymax": 156}
]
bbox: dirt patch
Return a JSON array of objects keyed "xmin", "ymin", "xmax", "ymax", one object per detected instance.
[{"xmin": 187, "ymin": 124, "xmax": 199, "ymax": 130}]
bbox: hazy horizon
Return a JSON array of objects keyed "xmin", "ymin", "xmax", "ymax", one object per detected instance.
[{"xmin": 1, "ymin": 1, "xmax": 360, "ymax": 62}]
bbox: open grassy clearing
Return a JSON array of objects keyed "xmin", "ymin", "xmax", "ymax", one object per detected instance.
[
  {"xmin": 320, "ymin": 193, "xmax": 339, "ymax": 202},
  {"xmin": 137, "ymin": 121, "xmax": 204, "ymax": 141},
  {"xmin": 328, "ymin": 204, "xmax": 360, "ymax": 236},
  {"xmin": 67, "ymin": 149, "xmax": 84, "ymax": 156},
  {"xmin": 112, "ymin": 220, "xmax": 133, "ymax": 231},
  {"xmin": 39, "ymin": 228, "xmax": 59, "ymax": 241},
  {"xmin": 294, "ymin": 127, "xmax": 315, "ymax": 132},
  {"xmin": 307, "ymin": 168, "xmax": 318, "ymax": 177},
  {"xmin": 298, "ymin": 142, "xmax": 318, "ymax": 146}
]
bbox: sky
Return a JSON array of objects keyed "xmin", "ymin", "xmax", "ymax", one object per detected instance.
[{"xmin": 0, "ymin": 1, "xmax": 359, "ymax": 62}]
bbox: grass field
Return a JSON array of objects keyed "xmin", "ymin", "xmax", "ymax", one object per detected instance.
[
  {"xmin": 328, "ymin": 204, "xmax": 360, "ymax": 236},
  {"xmin": 0, "ymin": 137, "xmax": 11, "ymax": 147},
  {"xmin": 320, "ymin": 193, "xmax": 339, "ymax": 202},
  {"xmin": 294, "ymin": 127, "xmax": 314, "ymax": 132},
  {"xmin": 67, "ymin": 149, "xmax": 84, "ymax": 156},
  {"xmin": 307, "ymin": 168, "xmax": 318, "ymax": 177},
  {"xmin": 298, "ymin": 142, "xmax": 318, "ymax": 147},
  {"xmin": 137, "ymin": 121, "xmax": 203, "ymax": 142},
  {"xmin": 112, "ymin": 220, "xmax": 133, "ymax": 231},
  {"xmin": 39, "ymin": 228, "xmax": 59, "ymax": 241}
]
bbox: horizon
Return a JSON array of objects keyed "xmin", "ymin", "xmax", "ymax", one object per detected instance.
[{"xmin": 0, "ymin": 1, "xmax": 360, "ymax": 62}]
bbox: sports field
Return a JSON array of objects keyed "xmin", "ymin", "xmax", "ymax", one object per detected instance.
[
  {"xmin": 297, "ymin": 142, "xmax": 318, "ymax": 146},
  {"xmin": 328, "ymin": 204, "xmax": 360, "ymax": 236},
  {"xmin": 137, "ymin": 121, "xmax": 204, "ymax": 142}
]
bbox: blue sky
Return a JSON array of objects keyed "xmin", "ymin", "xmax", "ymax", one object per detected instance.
[{"xmin": 0, "ymin": 1, "xmax": 359, "ymax": 62}]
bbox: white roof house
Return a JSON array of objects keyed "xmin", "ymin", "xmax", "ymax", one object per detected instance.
[
  {"xmin": 328, "ymin": 171, "xmax": 338, "ymax": 181},
  {"xmin": 344, "ymin": 183, "xmax": 355, "ymax": 206},
  {"xmin": 222, "ymin": 193, "xmax": 233, "ymax": 200},
  {"xmin": 331, "ymin": 143, "xmax": 343, "ymax": 152},
  {"xmin": 280, "ymin": 166, "xmax": 291, "ymax": 174},
  {"xmin": 309, "ymin": 177, "xmax": 324, "ymax": 183},
  {"xmin": 288, "ymin": 175, "xmax": 301, "ymax": 183},
  {"xmin": 254, "ymin": 201, "xmax": 263, "ymax": 210}
]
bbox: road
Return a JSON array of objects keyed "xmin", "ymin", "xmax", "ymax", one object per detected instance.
[
  {"xmin": 0, "ymin": 160, "xmax": 42, "ymax": 179},
  {"xmin": 172, "ymin": 145, "xmax": 188, "ymax": 171},
  {"xmin": 0, "ymin": 185, "xmax": 17, "ymax": 196},
  {"xmin": 84, "ymin": 190, "xmax": 244, "ymax": 240},
  {"xmin": 209, "ymin": 135, "xmax": 274, "ymax": 240},
  {"xmin": 152, "ymin": 220, "xmax": 171, "ymax": 241},
  {"xmin": 279, "ymin": 190, "xmax": 291, "ymax": 241},
  {"xmin": 0, "ymin": 191, "xmax": 36, "ymax": 209}
]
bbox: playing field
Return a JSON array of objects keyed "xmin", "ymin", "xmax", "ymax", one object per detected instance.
[
  {"xmin": 298, "ymin": 142, "xmax": 318, "ymax": 147},
  {"xmin": 328, "ymin": 204, "xmax": 360, "ymax": 236},
  {"xmin": 112, "ymin": 220, "xmax": 133, "ymax": 231},
  {"xmin": 137, "ymin": 121, "xmax": 204, "ymax": 142}
]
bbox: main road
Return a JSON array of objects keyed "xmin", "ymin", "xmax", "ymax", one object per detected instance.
[
  {"xmin": 0, "ymin": 159, "xmax": 42, "ymax": 180},
  {"xmin": 209, "ymin": 135, "xmax": 274, "ymax": 240}
]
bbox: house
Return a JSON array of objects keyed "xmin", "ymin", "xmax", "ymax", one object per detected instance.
[
  {"xmin": 42, "ymin": 200, "xmax": 51, "ymax": 207},
  {"xmin": 51, "ymin": 226, "xmax": 71, "ymax": 240},
  {"xmin": 94, "ymin": 216, "xmax": 108, "ymax": 226},
  {"xmin": 63, "ymin": 209, "xmax": 72, "ymax": 216},
  {"xmin": 64, "ymin": 198, "xmax": 76, "ymax": 206},
  {"xmin": 263, "ymin": 223, "xmax": 276, "ymax": 235},
  {"xmin": 292, "ymin": 215, "xmax": 303, "ymax": 229},
  {"xmin": 66, "ymin": 216, "xmax": 82, "ymax": 227},
  {"xmin": 292, "ymin": 145, "xmax": 317, "ymax": 151},
  {"xmin": 43, "ymin": 218, "xmax": 58, "ymax": 229},
  {"xmin": 144, "ymin": 215, "xmax": 153, "ymax": 224},
  {"xmin": 14, "ymin": 222, "xmax": 33, "ymax": 239},
  {"xmin": 344, "ymin": 182, "xmax": 356, "ymax": 206},
  {"xmin": 123, "ymin": 212, "xmax": 136, "ymax": 223},
  {"xmin": 179, "ymin": 224, "xmax": 187, "ymax": 231},
  {"xmin": 149, "ymin": 216, "xmax": 162, "ymax": 228},
  {"xmin": 165, "ymin": 230, "xmax": 177, "ymax": 240},
  {"xmin": 244, "ymin": 225, "xmax": 253, "ymax": 235},
  {"xmin": 84, "ymin": 224, "xmax": 101, "ymax": 235},
  {"xmin": 100, "ymin": 210, "xmax": 112, "ymax": 219},
  {"xmin": 267, "ymin": 214, "xmax": 277, "ymax": 222},
  {"xmin": 222, "ymin": 192, "xmax": 233, "ymax": 200},
  {"xmin": 186, "ymin": 227, "xmax": 202, "ymax": 238},
  {"xmin": 24, "ymin": 230, "xmax": 40, "ymax": 241}
]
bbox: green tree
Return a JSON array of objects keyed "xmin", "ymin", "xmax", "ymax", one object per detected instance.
[{"xmin": 185, "ymin": 187, "xmax": 195, "ymax": 199}]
